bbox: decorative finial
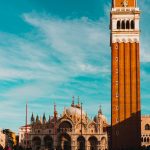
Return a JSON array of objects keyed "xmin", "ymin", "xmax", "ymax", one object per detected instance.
[
  {"xmin": 98, "ymin": 105, "xmax": 102, "ymax": 114},
  {"xmin": 76, "ymin": 96, "xmax": 81, "ymax": 108},
  {"xmin": 54, "ymin": 102, "xmax": 58, "ymax": 118},
  {"xmin": 64, "ymin": 106, "xmax": 66, "ymax": 114},
  {"xmin": 71, "ymin": 96, "xmax": 75, "ymax": 107},
  {"xmin": 54, "ymin": 102, "xmax": 56, "ymax": 112}
]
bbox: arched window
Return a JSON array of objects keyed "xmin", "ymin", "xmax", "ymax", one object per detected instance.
[
  {"xmin": 32, "ymin": 136, "xmax": 41, "ymax": 150},
  {"xmin": 141, "ymin": 137, "xmax": 143, "ymax": 142},
  {"xmin": 126, "ymin": 20, "xmax": 130, "ymax": 29},
  {"xmin": 117, "ymin": 21, "xmax": 121, "ymax": 29},
  {"xmin": 89, "ymin": 136, "xmax": 98, "ymax": 150},
  {"xmin": 58, "ymin": 121, "xmax": 72, "ymax": 132},
  {"xmin": 58, "ymin": 133, "xmax": 71, "ymax": 150},
  {"xmin": 147, "ymin": 137, "xmax": 149, "ymax": 143},
  {"xmin": 77, "ymin": 136, "xmax": 86, "ymax": 150},
  {"xmin": 122, "ymin": 20, "xmax": 125, "ymax": 29},
  {"xmin": 131, "ymin": 20, "xmax": 135, "ymax": 29},
  {"xmin": 145, "ymin": 124, "xmax": 150, "ymax": 130},
  {"xmin": 44, "ymin": 136, "xmax": 53, "ymax": 149},
  {"xmin": 144, "ymin": 137, "xmax": 147, "ymax": 142}
]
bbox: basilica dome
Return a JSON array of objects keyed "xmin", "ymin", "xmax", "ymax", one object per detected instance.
[{"xmin": 66, "ymin": 106, "xmax": 86, "ymax": 117}]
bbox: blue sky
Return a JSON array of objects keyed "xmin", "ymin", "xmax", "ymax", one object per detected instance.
[{"xmin": 0, "ymin": 0, "xmax": 150, "ymax": 132}]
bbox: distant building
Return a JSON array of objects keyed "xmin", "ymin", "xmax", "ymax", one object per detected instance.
[
  {"xmin": 19, "ymin": 125, "xmax": 31, "ymax": 148},
  {"xmin": 0, "ymin": 129, "xmax": 6, "ymax": 148},
  {"xmin": 19, "ymin": 100, "xmax": 108, "ymax": 150},
  {"xmin": 141, "ymin": 115, "xmax": 150, "ymax": 147},
  {"xmin": 3, "ymin": 129, "xmax": 17, "ymax": 148}
]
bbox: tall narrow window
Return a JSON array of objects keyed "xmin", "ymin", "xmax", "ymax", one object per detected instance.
[
  {"xmin": 131, "ymin": 20, "xmax": 135, "ymax": 29},
  {"xmin": 122, "ymin": 20, "xmax": 125, "ymax": 29},
  {"xmin": 145, "ymin": 124, "xmax": 150, "ymax": 130},
  {"xmin": 126, "ymin": 20, "xmax": 130, "ymax": 29},
  {"xmin": 141, "ymin": 137, "xmax": 143, "ymax": 142},
  {"xmin": 117, "ymin": 21, "xmax": 121, "ymax": 29}
]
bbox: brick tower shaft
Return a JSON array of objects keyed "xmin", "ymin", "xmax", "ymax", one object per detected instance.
[{"xmin": 110, "ymin": 0, "xmax": 141, "ymax": 149}]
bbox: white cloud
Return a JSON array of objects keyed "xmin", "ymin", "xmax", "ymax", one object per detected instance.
[{"xmin": 0, "ymin": 12, "xmax": 111, "ymax": 131}]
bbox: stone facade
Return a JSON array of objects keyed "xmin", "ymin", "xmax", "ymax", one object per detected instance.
[
  {"xmin": 19, "ymin": 101, "xmax": 108, "ymax": 150},
  {"xmin": 141, "ymin": 115, "xmax": 150, "ymax": 147}
]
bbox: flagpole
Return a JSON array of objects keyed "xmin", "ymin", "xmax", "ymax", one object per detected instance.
[
  {"xmin": 81, "ymin": 102, "xmax": 83, "ymax": 136},
  {"xmin": 26, "ymin": 100, "xmax": 28, "ymax": 149},
  {"xmin": 53, "ymin": 103, "xmax": 57, "ymax": 150}
]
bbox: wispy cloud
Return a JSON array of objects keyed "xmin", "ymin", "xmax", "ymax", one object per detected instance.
[{"xmin": 0, "ymin": 11, "xmax": 111, "ymax": 131}]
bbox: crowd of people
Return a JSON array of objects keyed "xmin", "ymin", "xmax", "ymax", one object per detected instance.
[{"xmin": 0, "ymin": 145, "xmax": 27, "ymax": 150}]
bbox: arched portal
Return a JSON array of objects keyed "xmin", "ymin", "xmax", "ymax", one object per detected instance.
[
  {"xmin": 77, "ymin": 136, "xmax": 85, "ymax": 150},
  {"xmin": 44, "ymin": 135, "xmax": 53, "ymax": 150},
  {"xmin": 88, "ymin": 136, "xmax": 98, "ymax": 150},
  {"xmin": 32, "ymin": 136, "xmax": 41, "ymax": 150},
  {"xmin": 57, "ymin": 133, "xmax": 71, "ymax": 150},
  {"xmin": 58, "ymin": 121, "xmax": 72, "ymax": 133}
]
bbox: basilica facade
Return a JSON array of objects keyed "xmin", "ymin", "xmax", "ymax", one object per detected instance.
[{"xmin": 19, "ymin": 100, "xmax": 108, "ymax": 150}]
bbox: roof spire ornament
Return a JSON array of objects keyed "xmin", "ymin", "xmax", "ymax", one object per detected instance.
[
  {"xmin": 76, "ymin": 96, "xmax": 81, "ymax": 108},
  {"xmin": 71, "ymin": 96, "xmax": 75, "ymax": 107},
  {"xmin": 63, "ymin": 106, "xmax": 66, "ymax": 115},
  {"xmin": 54, "ymin": 102, "xmax": 58, "ymax": 118},
  {"xmin": 98, "ymin": 105, "xmax": 102, "ymax": 114}
]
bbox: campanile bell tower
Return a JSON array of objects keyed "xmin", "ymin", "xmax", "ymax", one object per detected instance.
[{"xmin": 110, "ymin": 0, "xmax": 141, "ymax": 149}]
